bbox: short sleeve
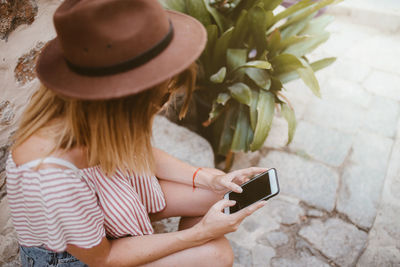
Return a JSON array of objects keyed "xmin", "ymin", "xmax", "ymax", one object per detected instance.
[{"xmin": 7, "ymin": 168, "xmax": 106, "ymax": 252}]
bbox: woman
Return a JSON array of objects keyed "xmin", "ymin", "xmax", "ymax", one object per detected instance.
[{"xmin": 6, "ymin": 0, "xmax": 267, "ymax": 266}]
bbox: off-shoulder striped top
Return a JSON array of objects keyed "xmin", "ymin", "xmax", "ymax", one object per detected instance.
[{"xmin": 6, "ymin": 154, "xmax": 166, "ymax": 252}]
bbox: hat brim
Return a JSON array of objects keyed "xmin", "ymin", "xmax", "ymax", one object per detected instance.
[{"xmin": 36, "ymin": 10, "xmax": 207, "ymax": 100}]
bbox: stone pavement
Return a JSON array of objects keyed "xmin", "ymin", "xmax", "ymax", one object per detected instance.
[
  {"xmin": 226, "ymin": 4, "xmax": 400, "ymax": 267},
  {"xmin": 1, "ymin": 1, "xmax": 399, "ymax": 266}
]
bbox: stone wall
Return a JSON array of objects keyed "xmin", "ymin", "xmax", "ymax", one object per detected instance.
[
  {"xmin": 0, "ymin": 0, "xmax": 38, "ymax": 40},
  {"xmin": 0, "ymin": 0, "xmax": 60, "ymax": 160},
  {"xmin": 0, "ymin": 0, "xmax": 58, "ymax": 264},
  {"xmin": 0, "ymin": 0, "xmax": 60, "ymax": 264},
  {"xmin": 0, "ymin": 1, "xmax": 215, "ymax": 265}
]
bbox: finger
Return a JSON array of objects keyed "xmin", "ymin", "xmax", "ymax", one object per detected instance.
[
  {"xmin": 211, "ymin": 199, "xmax": 237, "ymax": 212},
  {"xmin": 240, "ymin": 167, "xmax": 269, "ymax": 181},
  {"xmin": 224, "ymin": 181, "xmax": 243, "ymax": 193},
  {"xmin": 232, "ymin": 176, "xmax": 250, "ymax": 185},
  {"xmin": 240, "ymin": 167, "xmax": 269, "ymax": 177},
  {"xmin": 228, "ymin": 167, "xmax": 268, "ymax": 181},
  {"xmin": 233, "ymin": 201, "xmax": 267, "ymax": 220},
  {"xmin": 220, "ymin": 178, "xmax": 243, "ymax": 193}
]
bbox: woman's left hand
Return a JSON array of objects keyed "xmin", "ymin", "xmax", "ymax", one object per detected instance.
[{"xmin": 201, "ymin": 167, "xmax": 269, "ymax": 194}]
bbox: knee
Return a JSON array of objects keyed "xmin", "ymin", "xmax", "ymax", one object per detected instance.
[{"xmin": 206, "ymin": 237, "xmax": 234, "ymax": 267}]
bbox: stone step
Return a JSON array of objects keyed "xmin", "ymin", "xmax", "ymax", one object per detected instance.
[{"xmin": 327, "ymin": 0, "xmax": 400, "ymax": 33}]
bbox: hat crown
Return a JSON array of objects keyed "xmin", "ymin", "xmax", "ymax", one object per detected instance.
[{"xmin": 54, "ymin": 0, "xmax": 170, "ymax": 68}]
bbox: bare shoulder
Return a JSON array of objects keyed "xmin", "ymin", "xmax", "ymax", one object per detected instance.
[
  {"xmin": 13, "ymin": 134, "xmax": 52, "ymax": 165},
  {"xmin": 12, "ymin": 134, "xmax": 88, "ymax": 169}
]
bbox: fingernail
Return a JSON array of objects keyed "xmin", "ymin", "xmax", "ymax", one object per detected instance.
[
  {"xmin": 230, "ymin": 200, "xmax": 236, "ymax": 205},
  {"xmin": 237, "ymin": 187, "xmax": 243, "ymax": 193}
]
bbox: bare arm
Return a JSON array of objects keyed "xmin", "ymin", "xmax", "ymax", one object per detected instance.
[
  {"xmin": 67, "ymin": 199, "xmax": 267, "ymax": 267},
  {"xmin": 67, "ymin": 226, "xmax": 204, "ymax": 267},
  {"xmin": 152, "ymin": 147, "xmax": 268, "ymax": 194},
  {"xmin": 152, "ymin": 147, "xmax": 220, "ymax": 189}
]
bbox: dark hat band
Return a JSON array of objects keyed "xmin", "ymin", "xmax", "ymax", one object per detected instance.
[{"xmin": 66, "ymin": 21, "xmax": 174, "ymax": 76}]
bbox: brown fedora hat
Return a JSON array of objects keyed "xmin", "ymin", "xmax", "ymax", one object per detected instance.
[{"xmin": 36, "ymin": 0, "xmax": 207, "ymax": 100}]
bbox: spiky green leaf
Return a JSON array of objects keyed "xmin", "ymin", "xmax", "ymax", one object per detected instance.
[
  {"xmin": 296, "ymin": 59, "xmax": 321, "ymax": 97},
  {"xmin": 210, "ymin": 67, "xmax": 227, "ymax": 83},
  {"xmin": 250, "ymin": 90, "xmax": 275, "ymax": 150},
  {"xmin": 272, "ymin": 0, "xmax": 314, "ymax": 25},
  {"xmin": 202, "ymin": 25, "xmax": 219, "ymax": 74},
  {"xmin": 214, "ymin": 28, "xmax": 234, "ymax": 70},
  {"xmin": 310, "ymin": 57, "xmax": 336, "ymax": 72},
  {"xmin": 300, "ymin": 14, "xmax": 334, "ymax": 35},
  {"xmin": 206, "ymin": 25, "xmax": 218, "ymax": 51},
  {"xmin": 227, "ymin": 49, "xmax": 247, "ymax": 70},
  {"xmin": 270, "ymin": 76, "xmax": 283, "ymax": 91},
  {"xmin": 278, "ymin": 57, "xmax": 336, "ymax": 83},
  {"xmin": 160, "ymin": 0, "xmax": 186, "ymax": 12},
  {"xmin": 283, "ymin": 32, "xmax": 330, "ymax": 57},
  {"xmin": 279, "ymin": 35, "xmax": 311, "ymax": 51},
  {"xmin": 267, "ymin": 29, "xmax": 281, "ymax": 57},
  {"xmin": 282, "ymin": 0, "xmax": 342, "ymax": 30},
  {"xmin": 227, "ymin": 49, "xmax": 247, "ymax": 80},
  {"xmin": 271, "ymin": 54, "xmax": 304, "ymax": 74},
  {"xmin": 216, "ymin": 92, "xmax": 230, "ymax": 105},
  {"xmin": 185, "ymin": 0, "xmax": 211, "ymax": 26},
  {"xmin": 262, "ymin": 0, "xmax": 283, "ymax": 11},
  {"xmin": 204, "ymin": 100, "xmax": 225, "ymax": 127},
  {"xmin": 230, "ymin": 0, "xmax": 259, "ymax": 21},
  {"xmin": 245, "ymin": 123, "xmax": 255, "ymax": 152},
  {"xmin": 281, "ymin": 103, "xmax": 296, "ymax": 144},
  {"xmin": 230, "ymin": 10, "xmax": 249, "ymax": 48},
  {"xmin": 231, "ymin": 104, "xmax": 251, "ymax": 152},
  {"xmin": 228, "ymin": 82, "xmax": 252, "ymax": 106},
  {"xmin": 237, "ymin": 60, "xmax": 272, "ymax": 70},
  {"xmin": 245, "ymin": 68, "xmax": 271, "ymax": 90},
  {"xmin": 202, "ymin": 0, "xmax": 228, "ymax": 32},
  {"xmin": 248, "ymin": 6, "xmax": 270, "ymax": 53},
  {"xmin": 217, "ymin": 106, "xmax": 236, "ymax": 155},
  {"xmin": 280, "ymin": 12, "xmax": 315, "ymax": 39},
  {"xmin": 249, "ymin": 89, "xmax": 259, "ymax": 130},
  {"xmin": 277, "ymin": 70, "xmax": 299, "ymax": 84}
]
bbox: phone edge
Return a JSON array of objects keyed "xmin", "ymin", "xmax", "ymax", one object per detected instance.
[
  {"xmin": 223, "ymin": 193, "xmax": 230, "ymax": 214},
  {"xmin": 268, "ymin": 168, "xmax": 280, "ymax": 195}
]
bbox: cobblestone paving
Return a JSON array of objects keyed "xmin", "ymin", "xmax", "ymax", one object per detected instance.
[{"xmin": 226, "ymin": 9, "xmax": 400, "ymax": 267}]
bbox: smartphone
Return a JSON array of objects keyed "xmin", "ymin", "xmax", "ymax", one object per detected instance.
[{"xmin": 224, "ymin": 168, "xmax": 279, "ymax": 214}]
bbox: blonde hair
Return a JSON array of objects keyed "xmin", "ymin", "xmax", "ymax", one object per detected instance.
[{"xmin": 12, "ymin": 64, "xmax": 197, "ymax": 176}]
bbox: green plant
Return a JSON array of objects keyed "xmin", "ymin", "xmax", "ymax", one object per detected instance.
[{"xmin": 162, "ymin": 0, "xmax": 341, "ymax": 168}]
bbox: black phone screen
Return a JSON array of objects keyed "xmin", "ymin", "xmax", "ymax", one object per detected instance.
[{"xmin": 229, "ymin": 172, "xmax": 272, "ymax": 213}]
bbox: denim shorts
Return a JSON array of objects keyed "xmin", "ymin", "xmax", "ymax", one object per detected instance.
[{"xmin": 20, "ymin": 245, "xmax": 88, "ymax": 267}]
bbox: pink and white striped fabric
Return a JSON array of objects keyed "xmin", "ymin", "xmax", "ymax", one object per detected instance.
[{"xmin": 6, "ymin": 154, "xmax": 166, "ymax": 252}]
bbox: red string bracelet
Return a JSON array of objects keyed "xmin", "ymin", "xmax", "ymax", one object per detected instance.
[{"xmin": 192, "ymin": 167, "xmax": 202, "ymax": 191}]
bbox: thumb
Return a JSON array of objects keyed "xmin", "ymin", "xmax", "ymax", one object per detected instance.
[{"xmin": 212, "ymin": 199, "xmax": 236, "ymax": 212}]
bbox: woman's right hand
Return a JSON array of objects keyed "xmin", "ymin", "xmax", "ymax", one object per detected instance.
[{"xmin": 193, "ymin": 199, "xmax": 267, "ymax": 242}]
